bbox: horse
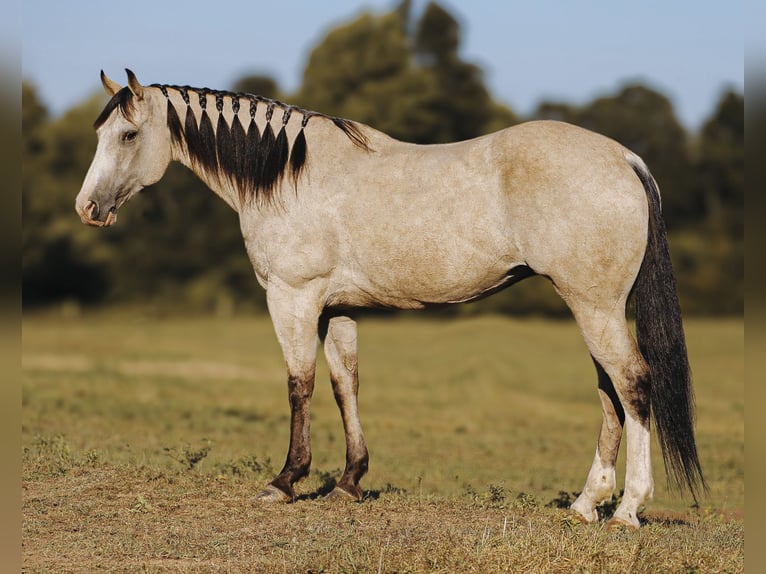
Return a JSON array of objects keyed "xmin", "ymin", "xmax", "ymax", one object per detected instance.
[{"xmin": 75, "ymin": 69, "xmax": 705, "ymax": 528}]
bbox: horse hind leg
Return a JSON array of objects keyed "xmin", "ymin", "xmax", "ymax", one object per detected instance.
[
  {"xmin": 570, "ymin": 360, "xmax": 624, "ymax": 522},
  {"xmin": 569, "ymin": 304, "xmax": 653, "ymax": 529},
  {"xmin": 320, "ymin": 315, "xmax": 369, "ymax": 501}
]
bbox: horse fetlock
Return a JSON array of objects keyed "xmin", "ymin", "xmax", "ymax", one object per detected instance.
[
  {"xmin": 624, "ymin": 477, "xmax": 654, "ymax": 507},
  {"xmin": 348, "ymin": 450, "xmax": 369, "ymax": 478},
  {"xmin": 588, "ymin": 475, "xmax": 616, "ymax": 504},
  {"xmin": 576, "ymin": 467, "xmax": 616, "ymax": 516}
]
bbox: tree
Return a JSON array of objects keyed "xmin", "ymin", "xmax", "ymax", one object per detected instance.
[
  {"xmin": 695, "ymin": 91, "xmax": 744, "ymax": 236},
  {"xmin": 232, "ymin": 75, "xmax": 280, "ymax": 99},
  {"xmin": 297, "ymin": 10, "xmax": 412, "ymax": 115},
  {"xmin": 668, "ymin": 90, "xmax": 744, "ymax": 315},
  {"xmin": 415, "ymin": 1, "xmax": 459, "ymax": 66},
  {"xmin": 295, "ymin": 2, "xmax": 516, "ymax": 144},
  {"xmin": 23, "ymin": 87, "xmax": 112, "ymax": 306},
  {"xmin": 533, "ymin": 101, "xmax": 579, "ymax": 125},
  {"xmin": 296, "ymin": 6, "xmax": 450, "ymax": 142},
  {"xmin": 22, "ymin": 82, "xmax": 48, "ymax": 156}
]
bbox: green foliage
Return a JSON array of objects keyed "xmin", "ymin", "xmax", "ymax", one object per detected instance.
[
  {"xmin": 24, "ymin": 433, "xmax": 101, "ymax": 478},
  {"xmin": 695, "ymin": 91, "xmax": 744, "ymax": 237},
  {"xmin": 22, "ymin": 89, "xmax": 111, "ymax": 306},
  {"xmin": 296, "ymin": 2, "xmax": 516, "ymax": 143},
  {"xmin": 21, "ymin": 2, "xmax": 742, "ymax": 316},
  {"xmin": 214, "ymin": 455, "xmax": 275, "ymax": 478},
  {"xmin": 296, "ymin": 8, "xmax": 444, "ymax": 142},
  {"xmin": 465, "ymin": 483, "xmax": 540, "ymax": 512},
  {"xmin": 413, "ymin": 1, "xmax": 505, "ymax": 142}
]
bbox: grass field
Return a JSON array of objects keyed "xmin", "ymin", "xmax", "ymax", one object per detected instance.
[{"xmin": 22, "ymin": 311, "xmax": 743, "ymax": 572}]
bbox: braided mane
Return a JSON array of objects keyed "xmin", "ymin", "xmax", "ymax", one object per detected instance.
[{"xmin": 155, "ymin": 84, "xmax": 370, "ymax": 205}]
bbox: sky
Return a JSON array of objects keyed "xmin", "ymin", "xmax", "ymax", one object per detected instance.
[{"xmin": 21, "ymin": 0, "xmax": 744, "ymax": 131}]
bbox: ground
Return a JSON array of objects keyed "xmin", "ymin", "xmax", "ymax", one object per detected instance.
[{"xmin": 22, "ymin": 312, "xmax": 744, "ymax": 572}]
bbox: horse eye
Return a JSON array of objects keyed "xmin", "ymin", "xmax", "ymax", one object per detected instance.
[{"xmin": 122, "ymin": 130, "xmax": 138, "ymax": 143}]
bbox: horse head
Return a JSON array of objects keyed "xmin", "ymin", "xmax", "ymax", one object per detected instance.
[{"xmin": 75, "ymin": 69, "xmax": 172, "ymax": 227}]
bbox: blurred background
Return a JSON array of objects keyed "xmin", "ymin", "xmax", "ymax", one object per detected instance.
[{"xmin": 21, "ymin": 0, "xmax": 744, "ymax": 318}]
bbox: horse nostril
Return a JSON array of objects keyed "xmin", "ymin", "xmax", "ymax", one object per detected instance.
[{"xmin": 86, "ymin": 200, "xmax": 99, "ymax": 220}]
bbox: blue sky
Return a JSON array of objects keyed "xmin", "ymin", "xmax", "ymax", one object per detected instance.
[{"xmin": 22, "ymin": 0, "xmax": 744, "ymax": 130}]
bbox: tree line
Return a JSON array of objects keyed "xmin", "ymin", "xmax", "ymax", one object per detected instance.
[{"xmin": 22, "ymin": 1, "xmax": 743, "ymax": 316}]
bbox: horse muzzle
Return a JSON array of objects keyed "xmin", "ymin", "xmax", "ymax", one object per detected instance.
[{"xmin": 78, "ymin": 199, "xmax": 118, "ymax": 227}]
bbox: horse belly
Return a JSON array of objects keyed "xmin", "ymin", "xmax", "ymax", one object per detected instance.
[{"xmin": 339, "ymin": 214, "xmax": 522, "ymax": 309}]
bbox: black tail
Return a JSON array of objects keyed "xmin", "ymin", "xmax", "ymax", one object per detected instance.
[{"xmin": 629, "ymin": 157, "xmax": 706, "ymax": 501}]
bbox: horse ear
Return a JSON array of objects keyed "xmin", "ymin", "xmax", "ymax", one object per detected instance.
[
  {"xmin": 125, "ymin": 68, "xmax": 144, "ymax": 100},
  {"xmin": 100, "ymin": 70, "xmax": 122, "ymax": 97}
]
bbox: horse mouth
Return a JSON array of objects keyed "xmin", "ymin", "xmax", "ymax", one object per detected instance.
[{"xmin": 79, "ymin": 200, "xmax": 118, "ymax": 227}]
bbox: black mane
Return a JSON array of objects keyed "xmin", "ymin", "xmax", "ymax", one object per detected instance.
[{"xmin": 154, "ymin": 84, "xmax": 370, "ymax": 206}]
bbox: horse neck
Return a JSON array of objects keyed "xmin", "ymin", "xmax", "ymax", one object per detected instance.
[{"xmin": 155, "ymin": 84, "xmax": 375, "ymax": 213}]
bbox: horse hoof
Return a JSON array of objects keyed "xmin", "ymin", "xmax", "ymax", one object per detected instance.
[
  {"xmin": 606, "ymin": 516, "xmax": 640, "ymax": 531},
  {"xmin": 324, "ymin": 485, "xmax": 362, "ymax": 502},
  {"xmin": 255, "ymin": 484, "xmax": 291, "ymax": 503},
  {"xmin": 568, "ymin": 503, "xmax": 597, "ymax": 524},
  {"xmin": 566, "ymin": 509, "xmax": 592, "ymax": 524}
]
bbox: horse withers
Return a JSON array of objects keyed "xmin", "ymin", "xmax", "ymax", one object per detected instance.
[{"xmin": 76, "ymin": 70, "xmax": 705, "ymax": 528}]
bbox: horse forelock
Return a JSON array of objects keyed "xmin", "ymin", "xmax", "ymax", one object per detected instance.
[
  {"xmin": 151, "ymin": 83, "xmax": 370, "ymax": 206},
  {"xmin": 93, "ymin": 87, "xmax": 135, "ymax": 130}
]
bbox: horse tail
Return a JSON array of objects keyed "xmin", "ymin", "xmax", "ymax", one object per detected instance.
[{"xmin": 627, "ymin": 154, "xmax": 706, "ymax": 501}]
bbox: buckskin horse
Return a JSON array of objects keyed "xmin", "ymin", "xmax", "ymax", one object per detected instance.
[{"xmin": 75, "ymin": 70, "xmax": 705, "ymax": 528}]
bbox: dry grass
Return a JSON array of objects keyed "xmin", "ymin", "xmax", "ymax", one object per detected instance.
[
  {"xmin": 22, "ymin": 462, "xmax": 743, "ymax": 573},
  {"xmin": 22, "ymin": 312, "xmax": 743, "ymax": 572}
]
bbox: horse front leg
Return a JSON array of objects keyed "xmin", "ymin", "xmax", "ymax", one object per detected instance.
[
  {"xmin": 320, "ymin": 315, "xmax": 369, "ymax": 501},
  {"xmin": 256, "ymin": 283, "xmax": 322, "ymax": 503}
]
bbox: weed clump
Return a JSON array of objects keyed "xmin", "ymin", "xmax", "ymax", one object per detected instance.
[
  {"xmin": 163, "ymin": 440, "xmax": 212, "ymax": 471},
  {"xmin": 24, "ymin": 434, "xmax": 75, "ymax": 477},
  {"xmin": 463, "ymin": 483, "xmax": 539, "ymax": 511},
  {"xmin": 214, "ymin": 455, "xmax": 274, "ymax": 478}
]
